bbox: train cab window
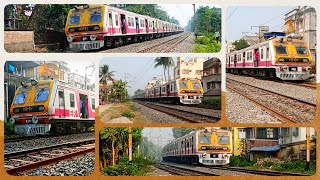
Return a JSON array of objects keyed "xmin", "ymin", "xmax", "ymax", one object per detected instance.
[
  {"xmin": 275, "ymin": 45, "xmax": 287, "ymax": 54},
  {"xmin": 179, "ymin": 81, "xmax": 187, "ymax": 88},
  {"xmin": 89, "ymin": 11, "xmax": 102, "ymax": 23},
  {"xmin": 115, "ymin": 14, "xmax": 119, "ymax": 26},
  {"xmin": 218, "ymin": 136, "xmax": 229, "ymax": 144},
  {"xmin": 34, "ymin": 89, "xmax": 49, "ymax": 102},
  {"xmin": 296, "ymin": 47, "xmax": 308, "ymax": 55},
  {"xmin": 192, "ymin": 82, "xmax": 201, "ymax": 89},
  {"xmin": 70, "ymin": 93, "xmax": 75, "ymax": 107},
  {"xmin": 69, "ymin": 14, "xmax": 80, "ymax": 25},
  {"xmin": 14, "ymin": 93, "xmax": 28, "ymax": 104},
  {"xmin": 199, "ymin": 135, "xmax": 211, "ymax": 144}
]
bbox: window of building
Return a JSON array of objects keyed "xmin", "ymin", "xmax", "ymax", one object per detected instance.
[
  {"xmin": 195, "ymin": 70, "xmax": 202, "ymax": 75},
  {"xmin": 238, "ymin": 128, "xmax": 246, "ymax": 139}
]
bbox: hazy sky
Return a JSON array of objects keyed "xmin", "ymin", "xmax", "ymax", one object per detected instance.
[
  {"xmin": 100, "ymin": 57, "xmax": 209, "ymax": 96},
  {"xmin": 142, "ymin": 128, "xmax": 174, "ymax": 147},
  {"xmin": 159, "ymin": 4, "xmax": 221, "ymax": 27},
  {"xmin": 67, "ymin": 61, "xmax": 95, "ymax": 84},
  {"xmin": 226, "ymin": 6, "xmax": 295, "ymax": 42}
]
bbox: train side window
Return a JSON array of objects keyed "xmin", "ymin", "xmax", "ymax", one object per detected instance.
[
  {"xmin": 260, "ymin": 48, "xmax": 264, "ymax": 60},
  {"xmin": 115, "ymin": 14, "xmax": 119, "ymax": 26},
  {"xmin": 266, "ymin": 47, "xmax": 270, "ymax": 59},
  {"xmin": 70, "ymin": 93, "xmax": 75, "ymax": 107},
  {"xmin": 108, "ymin": 12, "xmax": 113, "ymax": 26},
  {"xmin": 92, "ymin": 98, "xmax": 95, "ymax": 109}
]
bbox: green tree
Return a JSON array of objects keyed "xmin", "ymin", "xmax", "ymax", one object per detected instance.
[
  {"xmin": 99, "ymin": 65, "xmax": 115, "ymax": 102},
  {"xmin": 172, "ymin": 128, "xmax": 193, "ymax": 139},
  {"xmin": 154, "ymin": 57, "xmax": 175, "ymax": 82},
  {"xmin": 109, "ymin": 80, "xmax": 127, "ymax": 102},
  {"xmin": 233, "ymin": 39, "xmax": 250, "ymax": 50}
]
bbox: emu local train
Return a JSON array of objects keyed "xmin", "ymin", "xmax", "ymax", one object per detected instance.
[
  {"xmin": 65, "ymin": 4, "xmax": 183, "ymax": 51},
  {"xmin": 161, "ymin": 128, "xmax": 232, "ymax": 165},
  {"xmin": 133, "ymin": 78, "xmax": 203, "ymax": 105},
  {"xmin": 226, "ymin": 37, "xmax": 313, "ymax": 80},
  {"xmin": 9, "ymin": 79, "xmax": 95, "ymax": 135}
]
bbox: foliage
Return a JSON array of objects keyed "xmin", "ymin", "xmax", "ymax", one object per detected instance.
[
  {"xmin": 193, "ymin": 35, "xmax": 221, "ymax": 53},
  {"xmin": 109, "ymin": 80, "xmax": 128, "ymax": 102},
  {"xmin": 4, "ymin": 121, "xmax": 15, "ymax": 135},
  {"xmin": 113, "ymin": 4, "xmax": 180, "ymax": 25},
  {"xmin": 229, "ymin": 156, "xmax": 255, "ymax": 167},
  {"xmin": 102, "ymin": 155, "xmax": 154, "ymax": 176},
  {"xmin": 139, "ymin": 137, "xmax": 163, "ymax": 161},
  {"xmin": 185, "ymin": 6, "xmax": 221, "ymax": 34},
  {"xmin": 172, "ymin": 128, "xmax": 193, "ymax": 139},
  {"xmin": 201, "ymin": 97, "xmax": 221, "ymax": 109},
  {"xmin": 267, "ymin": 160, "xmax": 316, "ymax": 175},
  {"xmin": 237, "ymin": 139, "xmax": 247, "ymax": 155},
  {"xmin": 100, "ymin": 65, "xmax": 115, "ymax": 83},
  {"xmin": 233, "ymin": 39, "xmax": 250, "ymax": 50},
  {"xmin": 154, "ymin": 57, "xmax": 175, "ymax": 81},
  {"xmin": 122, "ymin": 111, "xmax": 135, "ymax": 118}
]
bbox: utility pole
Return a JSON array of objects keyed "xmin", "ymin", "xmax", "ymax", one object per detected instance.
[
  {"xmin": 193, "ymin": 4, "xmax": 197, "ymax": 38},
  {"xmin": 251, "ymin": 25, "xmax": 269, "ymax": 43},
  {"xmin": 129, "ymin": 127, "xmax": 132, "ymax": 162},
  {"xmin": 85, "ymin": 64, "xmax": 95, "ymax": 90},
  {"xmin": 305, "ymin": 127, "xmax": 310, "ymax": 171}
]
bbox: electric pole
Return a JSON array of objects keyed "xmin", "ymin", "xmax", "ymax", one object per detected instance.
[
  {"xmin": 129, "ymin": 127, "xmax": 132, "ymax": 162},
  {"xmin": 305, "ymin": 127, "xmax": 310, "ymax": 171},
  {"xmin": 251, "ymin": 25, "xmax": 269, "ymax": 43},
  {"xmin": 193, "ymin": 4, "xmax": 197, "ymax": 38}
]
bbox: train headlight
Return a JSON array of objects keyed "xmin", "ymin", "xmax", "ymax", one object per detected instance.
[
  {"xmin": 93, "ymin": 25, "xmax": 100, "ymax": 30},
  {"xmin": 90, "ymin": 35, "xmax": 97, "ymax": 41},
  {"xmin": 303, "ymin": 59, "xmax": 309, "ymax": 62},
  {"xmin": 279, "ymin": 58, "xmax": 285, "ymax": 62},
  {"xmin": 9, "ymin": 117, "xmax": 15, "ymax": 125},
  {"xmin": 223, "ymin": 147, "xmax": 228, "ymax": 150},
  {"xmin": 67, "ymin": 36, "xmax": 74, "ymax": 43},
  {"xmin": 14, "ymin": 108, "xmax": 19, "ymax": 113},
  {"xmin": 32, "ymin": 116, "xmax": 39, "ymax": 124},
  {"xmin": 203, "ymin": 153, "xmax": 207, "ymax": 157},
  {"xmin": 69, "ymin": 28, "xmax": 75, "ymax": 33},
  {"xmin": 38, "ymin": 105, "xmax": 45, "ymax": 111}
]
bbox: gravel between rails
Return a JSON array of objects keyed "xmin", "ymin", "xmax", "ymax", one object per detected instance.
[
  {"xmin": 4, "ymin": 132, "xmax": 95, "ymax": 154},
  {"xmin": 227, "ymin": 78, "xmax": 316, "ymax": 123},
  {"xmin": 226, "ymin": 90, "xmax": 284, "ymax": 123},
  {"xmin": 99, "ymin": 32, "xmax": 192, "ymax": 53},
  {"xmin": 149, "ymin": 102, "xmax": 221, "ymax": 118},
  {"xmin": 160, "ymin": 162, "xmax": 256, "ymax": 176},
  {"xmin": 21, "ymin": 152, "xmax": 95, "ymax": 176},
  {"xmin": 169, "ymin": 32, "xmax": 195, "ymax": 53},
  {"xmin": 227, "ymin": 74, "xmax": 316, "ymax": 104},
  {"xmin": 133, "ymin": 102, "xmax": 185, "ymax": 123}
]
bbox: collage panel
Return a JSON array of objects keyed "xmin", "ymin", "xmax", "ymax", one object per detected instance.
[
  {"xmin": 4, "ymin": 4, "xmax": 222, "ymax": 53},
  {"xmin": 226, "ymin": 6, "xmax": 317, "ymax": 124},
  {"xmin": 99, "ymin": 127, "xmax": 316, "ymax": 176},
  {"xmin": 99, "ymin": 57, "xmax": 221, "ymax": 123},
  {"xmin": 3, "ymin": 61, "xmax": 95, "ymax": 176}
]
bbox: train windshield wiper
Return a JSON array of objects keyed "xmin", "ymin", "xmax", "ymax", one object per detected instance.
[{"xmin": 36, "ymin": 89, "xmax": 45, "ymax": 100}]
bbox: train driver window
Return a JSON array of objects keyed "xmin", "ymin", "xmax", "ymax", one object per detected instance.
[
  {"xmin": 69, "ymin": 13, "xmax": 80, "ymax": 25},
  {"xmin": 218, "ymin": 136, "xmax": 229, "ymax": 144},
  {"xmin": 70, "ymin": 93, "xmax": 75, "ymax": 107},
  {"xmin": 275, "ymin": 45, "xmax": 287, "ymax": 54},
  {"xmin": 89, "ymin": 10, "xmax": 102, "ymax": 23},
  {"xmin": 14, "ymin": 92, "xmax": 28, "ymax": 104},
  {"xmin": 199, "ymin": 134, "xmax": 210, "ymax": 144},
  {"xmin": 179, "ymin": 81, "xmax": 187, "ymax": 88},
  {"xmin": 35, "ymin": 89, "xmax": 49, "ymax": 102},
  {"xmin": 296, "ymin": 47, "xmax": 308, "ymax": 55},
  {"xmin": 192, "ymin": 82, "xmax": 201, "ymax": 89}
]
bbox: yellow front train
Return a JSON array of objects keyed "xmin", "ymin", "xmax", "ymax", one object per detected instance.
[{"xmin": 161, "ymin": 128, "xmax": 233, "ymax": 165}]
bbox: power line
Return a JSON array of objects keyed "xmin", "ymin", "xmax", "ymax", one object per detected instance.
[{"xmin": 226, "ymin": 7, "xmax": 238, "ymax": 21}]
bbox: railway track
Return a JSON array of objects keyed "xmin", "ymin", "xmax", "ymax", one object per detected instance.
[
  {"xmin": 211, "ymin": 166, "xmax": 310, "ymax": 176},
  {"xmin": 226, "ymin": 78, "xmax": 316, "ymax": 123},
  {"xmin": 4, "ymin": 139, "xmax": 95, "ymax": 175},
  {"xmin": 155, "ymin": 163, "xmax": 220, "ymax": 176},
  {"xmin": 137, "ymin": 32, "xmax": 191, "ymax": 53},
  {"xmin": 138, "ymin": 102, "xmax": 220, "ymax": 123},
  {"xmin": 269, "ymin": 79, "xmax": 317, "ymax": 90}
]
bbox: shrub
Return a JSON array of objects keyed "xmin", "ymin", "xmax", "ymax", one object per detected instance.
[
  {"xmin": 4, "ymin": 121, "xmax": 15, "ymax": 135},
  {"xmin": 122, "ymin": 111, "xmax": 135, "ymax": 118},
  {"xmin": 262, "ymin": 161, "xmax": 274, "ymax": 168},
  {"xmin": 229, "ymin": 156, "xmax": 255, "ymax": 167},
  {"xmin": 202, "ymin": 97, "xmax": 221, "ymax": 109}
]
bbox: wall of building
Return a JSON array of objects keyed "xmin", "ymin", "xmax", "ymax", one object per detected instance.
[
  {"xmin": 4, "ymin": 31, "xmax": 34, "ymax": 52},
  {"xmin": 174, "ymin": 57, "xmax": 204, "ymax": 79}
]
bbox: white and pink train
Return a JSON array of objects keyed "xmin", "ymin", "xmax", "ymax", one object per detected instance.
[
  {"xmin": 9, "ymin": 79, "xmax": 95, "ymax": 135},
  {"xmin": 133, "ymin": 78, "xmax": 203, "ymax": 105},
  {"xmin": 226, "ymin": 37, "xmax": 313, "ymax": 81},
  {"xmin": 65, "ymin": 4, "xmax": 183, "ymax": 51}
]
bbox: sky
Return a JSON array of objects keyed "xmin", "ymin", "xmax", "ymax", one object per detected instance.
[
  {"xmin": 226, "ymin": 6, "xmax": 295, "ymax": 42},
  {"xmin": 142, "ymin": 128, "xmax": 174, "ymax": 147},
  {"xmin": 159, "ymin": 4, "xmax": 221, "ymax": 27},
  {"xmin": 68, "ymin": 61, "xmax": 95, "ymax": 84},
  {"xmin": 100, "ymin": 57, "xmax": 208, "ymax": 96}
]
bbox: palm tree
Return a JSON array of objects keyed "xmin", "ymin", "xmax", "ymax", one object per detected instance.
[
  {"xmin": 100, "ymin": 128, "xmax": 118, "ymax": 167},
  {"xmin": 99, "ymin": 65, "xmax": 115, "ymax": 102},
  {"xmin": 154, "ymin": 57, "xmax": 175, "ymax": 82}
]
